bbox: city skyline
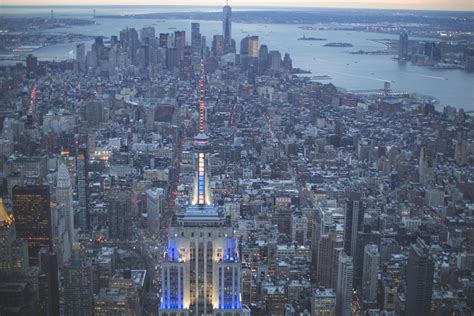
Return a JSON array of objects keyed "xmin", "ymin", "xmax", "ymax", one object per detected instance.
[
  {"xmin": 2, "ymin": 0, "xmax": 473, "ymax": 12},
  {"xmin": 0, "ymin": 0, "xmax": 473, "ymax": 314}
]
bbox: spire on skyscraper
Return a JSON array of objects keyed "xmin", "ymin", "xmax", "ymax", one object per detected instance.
[
  {"xmin": 159, "ymin": 65, "xmax": 242, "ymax": 312},
  {"xmin": 192, "ymin": 61, "xmax": 213, "ymax": 206}
]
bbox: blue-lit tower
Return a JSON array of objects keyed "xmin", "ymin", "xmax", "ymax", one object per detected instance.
[{"xmin": 159, "ymin": 63, "xmax": 242, "ymax": 316}]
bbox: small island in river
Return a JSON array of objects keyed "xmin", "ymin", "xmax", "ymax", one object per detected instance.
[
  {"xmin": 298, "ymin": 35, "xmax": 327, "ymax": 41},
  {"xmin": 324, "ymin": 42, "xmax": 353, "ymax": 47}
]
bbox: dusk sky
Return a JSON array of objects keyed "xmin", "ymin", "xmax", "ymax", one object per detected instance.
[{"xmin": 2, "ymin": 0, "xmax": 473, "ymax": 11}]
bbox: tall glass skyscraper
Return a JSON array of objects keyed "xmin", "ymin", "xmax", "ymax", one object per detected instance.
[
  {"xmin": 223, "ymin": 2, "xmax": 232, "ymax": 50},
  {"xmin": 12, "ymin": 185, "xmax": 51, "ymax": 265},
  {"xmin": 159, "ymin": 64, "xmax": 242, "ymax": 316}
]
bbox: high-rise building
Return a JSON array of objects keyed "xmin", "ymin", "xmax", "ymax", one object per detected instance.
[
  {"xmin": 223, "ymin": 2, "xmax": 232, "ymax": 50},
  {"xmin": 122, "ymin": 28, "xmax": 139, "ymax": 62},
  {"xmin": 0, "ymin": 197, "xmax": 29, "ymax": 272},
  {"xmin": 317, "ymin": 231, "xmax": 343, "ymax": 289},
  {"xmin": 76, "ymin": 43, "xmax": 86, "ymax": 72},
  {"xmin": 91, "ymin": 36, "xmax": 105, "ymax": 65},
  {"xmin": 240, "ymin": 36, "xmax": 258, "ymax": 70},
  {"xmin": 159, "ymin": 64, "xmax": 242, "ymax": 316},
  {"xmin": 175, "ymin": 30, "xmax": 186, "ymax": 62},
  {"xmin": 455, "ymin": 132, "xmax": 468, "ymax": 166},
  {"xmin": 353, "ymin": 225, "xmax": 380, "ymax": 290},
  {"xmin": 406, "ymin": 238, "xmax": 434, "ymax": 316},
  {"xmin": 146, "ymin": 187, "xmax": 164, "ymax": 234},
  {"xmin": 85, "ymin": 101, "xmax": 104, "ymax": 127},
  {"xmin": 336, "ymin": 252, "xmax": 353, "ymax": 316},
  {"xmin": 343, "ymin": 192, "xmax": 363, "ymax": 257},
  {"xmin": 268, "ymin": 50, "xmax": 282, "ymax": 71},
  {"xmin": 191, "ymin": 23, "xmax": 202, "ymax": 55},
  {"xmin": 94, "ymin": 287, "xmax": 139, "ymax": 315},
  {"xmin": 12, "ymin": 185, "xmax": 51, "ymax": 265},
  {"xmin": 63, "ymin": 243, "xmax": 94, "ymax": 316},
  {"xmin": 38, "ymin": 247, "xmax": 60, "ymax": 316},
  {"xmin": 26, "ymin": 54, "xmax": 38, "ymax": 73},
  {"xmin": 312, "ymin": 288, "xmax": 336, "ymax": 316},
  {"xmin": 8, "ymin": 155, "xmax": 47, "ymax": 185},
  {"xmin": 166, "ymin": 47, "xmax": 178, "ymax": 70},
  {"xmin": 258, "ymin": 45, "xmax": 268, "ymax": 75},
  {"xmin": 291, "ymin": 212, "xmax": 308, "ymax": 244},
  {"xmin": 140, "ymin": 26, "xmax": 156, "ymax": 46},
  {"xmin": 201, "ymin": 36, "xmax": 208, "ymax": 57},
  {"xmin": 0, "ymin": 282, "xmax": 38, "ymax": 315},
  {"xmin": 138, "ymin": 44, "xmax": 150, "ymax": 69},
  {"xmin": 419, "ymin": 147, "xmax": 435, "ymax": 185},
  {"xmin": 362, "ymin": 244, "xmax": 379, "ymax": 303},
  {"xmin": 159, "ymin": 33, "xmax": 169, "ymax": 48},
  {"xmin": 53, "ymin": 163, "xmax": 74, "ymax": 265},
  {"xmin": 212, "ymin": 35, "xmax": 225, "ymax": 57},
  {"xmin": 248, "ymin": 36, "xmax": 259, "ymax": 58},
  {"xmin": 240, "ymin": 36, "xmax": 258, "ymax": 57},
  {"xmin": 283, "ymin": 53, "xmax": 293, "ymax": 70},
  {"xmin": 107, "ymin": 188, "xmax": 132, "ymax": 241},
  {"xmin": 76, "ymin": 147, "xmax": 89, "ymax": 230},
  {"xmin": 398, "ymin": 32, "xmax": 409, "ymax": 59}
]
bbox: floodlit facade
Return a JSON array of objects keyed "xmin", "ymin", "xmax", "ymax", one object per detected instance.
[{"xmin": 159, "ymin": 63, "xmax": 242, "ymax": 316}]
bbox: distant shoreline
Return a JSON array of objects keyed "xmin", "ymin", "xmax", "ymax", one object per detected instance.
[{"xmin": 1, "ymin": 5, "xmax": 472, "ymax": 13}]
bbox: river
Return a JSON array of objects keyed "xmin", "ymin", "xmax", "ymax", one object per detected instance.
[{"xmin": 2, "ymin": 5, "xmax": 473, "ymax": 110}]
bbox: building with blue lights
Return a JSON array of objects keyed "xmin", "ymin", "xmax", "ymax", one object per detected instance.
[{"xmin": 159, "ymin": 63, "xmax": 242, "ymax": 316}]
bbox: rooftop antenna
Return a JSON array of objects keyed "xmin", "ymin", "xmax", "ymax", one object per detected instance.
[{"xmin": 198, "ymin": 60, "xmax": 206, "ymax": 134}]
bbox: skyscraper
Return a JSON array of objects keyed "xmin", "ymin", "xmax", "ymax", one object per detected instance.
[
  {"xmin": 258, "ymin": 44, "xmax": 269, "ymax": 75},
  {"xmin": 269, "ymin": 50, "xmax": 282, "ymax": 71},
  {"xmin": 398, "ymin": 32, "xmax": 409, "ymax": 59},
  {"xmin": 223, "ymin": 1, "xmax": 232, "ymax": 51},
  {"xmin": 159, "ymin": 33, "xmax": 169, "ymax": 48},
  {"xmin": 12, "ymin": 185, "xmax": 51, "ymax": 265},
  {"xmin": 159, "ymin": 64, "xmax": 242, "ymax": 315},
  {"xmin": 76, "ymin": 147, "xmax": 89, "ymax": 230},
  {"xmin": 240, "ymin": 36, "xmax": 258, "ymax": 69},
  {"xmin": 38, "ymin": 247, "xmax": 60, "ymax": 316},
  {"xmin": 343, "ymin": 192, "xmax": 363, "ymax": 257},
  {"xmin": 107, "ymin": 188, "xmax": 132, "ymax": 241},
  {"xmin": 26, "ymin": 54, "xmax": 38, "ymax": 73},
  {"xmin": 174, "ymin": 30, "xmax": 186, "ymax": 62},
  {"xmin": 353, "ymin": 225, "xmax": 380, "ymax": 290},
  {"xmin": 362, "ymin": 244, "xmax": 379, "ymax": 303},
  {"xmin": 0, "ymin": 197, "xmax": 28, "ymax": 272},
  {"xmin": 191, "ymin": 22, "xmax": 202, "ymax": 55},
  {"xmin": 317, "ymin": 231, "xmax": 343, "ymax": 289},
  {"xmin": 140, "ymin": 26, "xmax": 156, "ymax": 46},
  {"xmin": 248, "ymin": 36, "xmax": 259, "ymax": 58},
  {"xmin": 166, "ymin": 47, "xmax": 178, "ymax": 70},
  {"xmin": 85, "ymin": 101, "xmax": 104, "ymax": 127},
  {"xmin": 336, "ymin": 252, "xmax": 353, "ymax": 316},
  {"xmin": 54, "ymin": 162, "xmax": 74, "ymax": 265},
  {"xmin": 212, "ymin": 35, "xmax": 225, "ymax": 57},
  {"xmin": 406, "ymin": 238, "xmax": 434, "ymax": 316},
  {"xmin": 63, "ymin": 243, "xmax": 94, "ymax": 316},
  {"xmin": 240, "ymin": 36, "xmax": 255, "ymax": 56},
  {"xmin": 76, "ymin": 43, "xmax": 85, "ymax": 72},
  {"xmin": 146, "ymin": 187, "xmax": 164, "ymax": 234}
]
